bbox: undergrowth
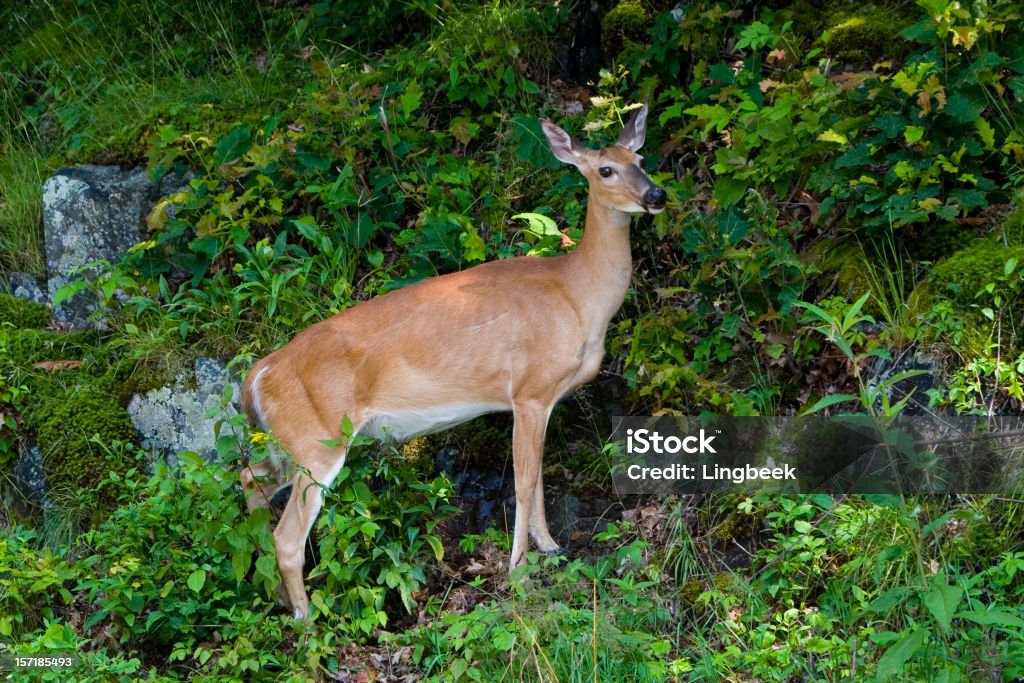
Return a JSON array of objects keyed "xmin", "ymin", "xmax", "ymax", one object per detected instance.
[{"xmin": 1, "ymin": 0, "xmax": 1023, "ymax": 680}]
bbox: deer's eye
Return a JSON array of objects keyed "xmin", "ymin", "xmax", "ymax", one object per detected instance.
[{"xmin": 599, "ymin": 166, "xmax": 613, "ymax": 178}]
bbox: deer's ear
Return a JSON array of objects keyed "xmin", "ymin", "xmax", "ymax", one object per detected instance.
[
  {"xmin": 541, "ymin": 119, "xmax": 583, "ymax": 166},
  {"xmin": 616, "ymin": 104, "xmax": 648, "ymax": 152}
]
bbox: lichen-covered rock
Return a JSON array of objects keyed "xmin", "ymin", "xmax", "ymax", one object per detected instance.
[
  {"xmin": 127, "ymin": 357, "xmax": 240, "ymax": 465},
  {"xmin": 12, "ymin": 441, "xmax": 48, "ymax": 513},
  {"xmin": 4, "ymin": 273, "xmax": 47, "ymax": 305},
  {"xmin": 42, "ymin": 165, "xmax": 186, "ymax": 327}
]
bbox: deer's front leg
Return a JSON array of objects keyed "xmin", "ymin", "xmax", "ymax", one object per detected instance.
[{"xmin": 509, "ymin": 401, "xmax": 550, "ymax": 569}]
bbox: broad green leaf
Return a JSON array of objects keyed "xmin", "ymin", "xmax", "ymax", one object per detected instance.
[
  {"xmin": 876, "ymin": 630, "xmax": 925, "ymax": 681},
  {"xmin": 512, "ymin": 212, "xmax": 559, "ymax": 237},
  {"xmin": 492, "ymin": 627, "xmax": 516, "ymax": 652},
  {"xmin": 904, "ymin": 126, "xmax": 925, "ymax": 144},
  {"xmin": 214, "ymin": 126, "xmax": 253, "ymax": 165},
  {"xmin": 924, "ymin": 581, "xmax": 963, "ymax": 633},
  {"xmin": 231, "ymin": 550, "xmax": 251, "ymax": 583},
  {"xmin": 425, "ymin": 534, "xmax": 444, "ymax": 562},
  {"xmin": 867, "ymin": 587, "xmax": 909, "ymax": 614},
  {"xmin": 187, "ymin": 569, "xmax": 206, "ymax": 593}
]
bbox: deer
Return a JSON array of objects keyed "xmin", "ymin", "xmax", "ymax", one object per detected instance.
[{"xmin": 239, "ymin": 105, "xmax": 666, "ymax": 619}]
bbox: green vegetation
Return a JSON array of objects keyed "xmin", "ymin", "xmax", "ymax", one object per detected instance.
[{"xmin": 1, "ymin": 0, "xmax": 1023, "ymax": 680}]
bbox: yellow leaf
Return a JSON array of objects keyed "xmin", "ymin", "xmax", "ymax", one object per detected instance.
[{"xmin": 817, "ymin": 129, "xmax": 848, "ymax": 145}]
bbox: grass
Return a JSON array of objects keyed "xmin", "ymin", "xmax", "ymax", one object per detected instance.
[
  {"xmin": 0, "ymin": 0, "xmax": 298, "ymax": 279},
  {"xmin": 0, "ymin": 144, "xmax": 54, "ymax": 276}
]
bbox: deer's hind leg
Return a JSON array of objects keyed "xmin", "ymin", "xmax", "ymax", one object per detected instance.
[{"xmin": 269, "ymin": 431, "xmax": 353, "ymax": 620}]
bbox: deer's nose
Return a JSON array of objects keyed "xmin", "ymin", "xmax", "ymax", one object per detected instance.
[{"xmin": 644, "ymin": 185, "xmax": 666, "ymax": 209}]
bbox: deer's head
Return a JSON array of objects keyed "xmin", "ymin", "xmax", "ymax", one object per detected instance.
[{"xmin": 541, "ymin": 105, "xmax": 666, "ymax": 215}]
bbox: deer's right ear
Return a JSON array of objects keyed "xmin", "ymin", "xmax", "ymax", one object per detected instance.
[{"xmin": 541, "ymin": 119, "xmax": 581, "ymax": 166}]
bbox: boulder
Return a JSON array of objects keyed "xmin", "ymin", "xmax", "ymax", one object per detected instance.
[
  {"xmin": 127, "ymin": 357, "xmax": 241, "ymax": 466},
  {"xmin": 11, "ymin": 441, "xmax": 49, "ymax": 514},
  {"xmin": 42, "ymin": 165, "xmax": 185, "ymax": 327},
  {"xmin": 4, "ymin": 272, "xmax": 47, "ymax": 304}
]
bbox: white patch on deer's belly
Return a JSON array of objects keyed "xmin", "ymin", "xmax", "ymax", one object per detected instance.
[{"xmin": 363, "ymin": 402, "xmax": 509, "ymax": 441}]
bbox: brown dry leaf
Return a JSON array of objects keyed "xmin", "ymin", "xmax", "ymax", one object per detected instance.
[
  {"xmin": 33, "ymin": 360, "xmax": 84, "ymax": 370},
  {"xmin": 464, "ymin": 560, "xmax": 487, "ymax": 575},
  {"xmin": 832, "ymin": 72, "xmax": 871, "ymax": 91}
]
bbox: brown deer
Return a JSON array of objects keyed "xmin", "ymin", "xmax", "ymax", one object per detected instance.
[{"xmin": 240, "ymin": 105, "xmax": 666, "ymax": 619}]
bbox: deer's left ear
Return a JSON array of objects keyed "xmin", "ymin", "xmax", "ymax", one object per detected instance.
[
  {"xmin": 616, "ymin": 104, "xmax": 648, "ymax": 152},
  {"xmin": 541, "ymin": 119, "xmax": 583, "ymax": 166}
]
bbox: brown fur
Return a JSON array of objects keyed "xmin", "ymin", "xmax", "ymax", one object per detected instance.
[{"xmin": 241, "ymin": 106, "xmax": 665, "ymax": 619}]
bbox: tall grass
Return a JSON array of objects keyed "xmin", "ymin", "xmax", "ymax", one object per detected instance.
[{"xmin": 0, "ymin": 0, "xmax": 297, "ymax": 280}]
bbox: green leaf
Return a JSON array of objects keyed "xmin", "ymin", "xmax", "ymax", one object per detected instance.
[
  {"xmin": 924, "ymin": 581, "xmax": 963, "ymax": 633},
  {"xmin": 255, "ymin": 554, "xmax": 278, "ymax": 582},
  {"xmin": 231, "ymin": 550, "xmax": 251, "ymax": 583},
  {"xmin": 425, "ymin": 534, "xmax": 444, "ymax": 562},
  {"xmin": 214, "ymin": 126, "xmax": 253, "ymax": 165},
  {"xmin": 904, "ymin": 126, "xmax": 925, "ymax": 144},
  {"xmin": 818, "ymin": 129, "xmax": 849, "ymax": 145},
  {"xmin": 844, "ymin": 292, "xmax": 872, "ymax": 328},
  {"xmin": 867, "ymin": 587, "xmax": 909, "ymax": 614},
  {"xmin": 492, "ymin": 627, "xmax": 516, "ymax": 652},
  {"xmin": 714, "ymin": 177, "xmax": 748, "ymax": 208},
  {"xmin": 400, "ymin": 81, "xmax": 422, "ymax": 118},
  {"xmin": 976, "ymin": 118, "xmax": 995, "ymax": 150},
  {"xmin": 684, "ymin": 103, "xmax": 732, "ymax": 133},
  {"xmin": 876, "ymin": 630, "xmax": 925, "ymax": 681},
  {"xmin": 957, "ymin": 609, "xmax": 1024, "ymax": 629},
  {"xmin": 945, "ymin": 94, "xmax": 983, "ymax": 124},
  {"xmin": 460, "ymin": 224, "xmax": 487, "ymax": 262},
  {"xmin": 513, "ymin": 212, "xmax": 559, "ymax": 237},
  {"xmin": 802, "ymin": 393, "xmax": 858, "ymax": 415},
  {"xmin": 187, "ymin": 569, "xmax": 206, "ymax": 593},
  {"xmin": 1005, "ymin": 258, "xmax": 1018, "ymax": 276},
  {"xmin": 793, "ymin": 520, "xmax": 813, "ymax": 533}
]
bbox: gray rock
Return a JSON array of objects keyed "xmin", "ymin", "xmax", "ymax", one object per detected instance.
[
  {"xmin": 547, "ymin": 493, "xmax": 581, "ymax": 537},
  {"xmin": 5, "ymin": 272, "xmax": 47, "ymax": 304},
  {"xmin": 42, "ymin": 165, "xmax": 188, "ymax": 327},
  {"xmin": 11, "ymin": 440, "xmax": 49, "ymax": 513},
  {"xmin": 127, "ymin": 357, "xmax": 240, "ymax": 466}
]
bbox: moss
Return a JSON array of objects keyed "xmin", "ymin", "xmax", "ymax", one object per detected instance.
[
  {"xmin": 1, "ymin": 328, "xmax": 98, "ymax": 367},
  {"xmin": 602, "ymin": 0, "xmax": 649, "ymax": 59},
  {"xmin": 678, "ymin": 578, "xmax": 704, "ymax": 608},
  {"xmin": 35, "ymin": 384, "xmax": 136, "ymax": 495},
  {"xmin": 108, "ymin": 358, "xmax": 180, "ymax": 404},
  {"xmin": 931, "ymin": 239, "xmax": 1024, "ymax": 305},
  {"xmin": 822, "ymin": 9, "xmax": 908, "ymax": 64},
  {"xmin": 805, "ymin": 238, "xmax": 868, "ymax": 301},
  {"xmin": 0, "ymin": 293, "xmax": 50, "ymax": 329}
]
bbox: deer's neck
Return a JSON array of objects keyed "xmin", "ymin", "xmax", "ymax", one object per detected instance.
[{"xmin": 564, "ymin": 193, "xmax": 634, "ymax": 327}]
